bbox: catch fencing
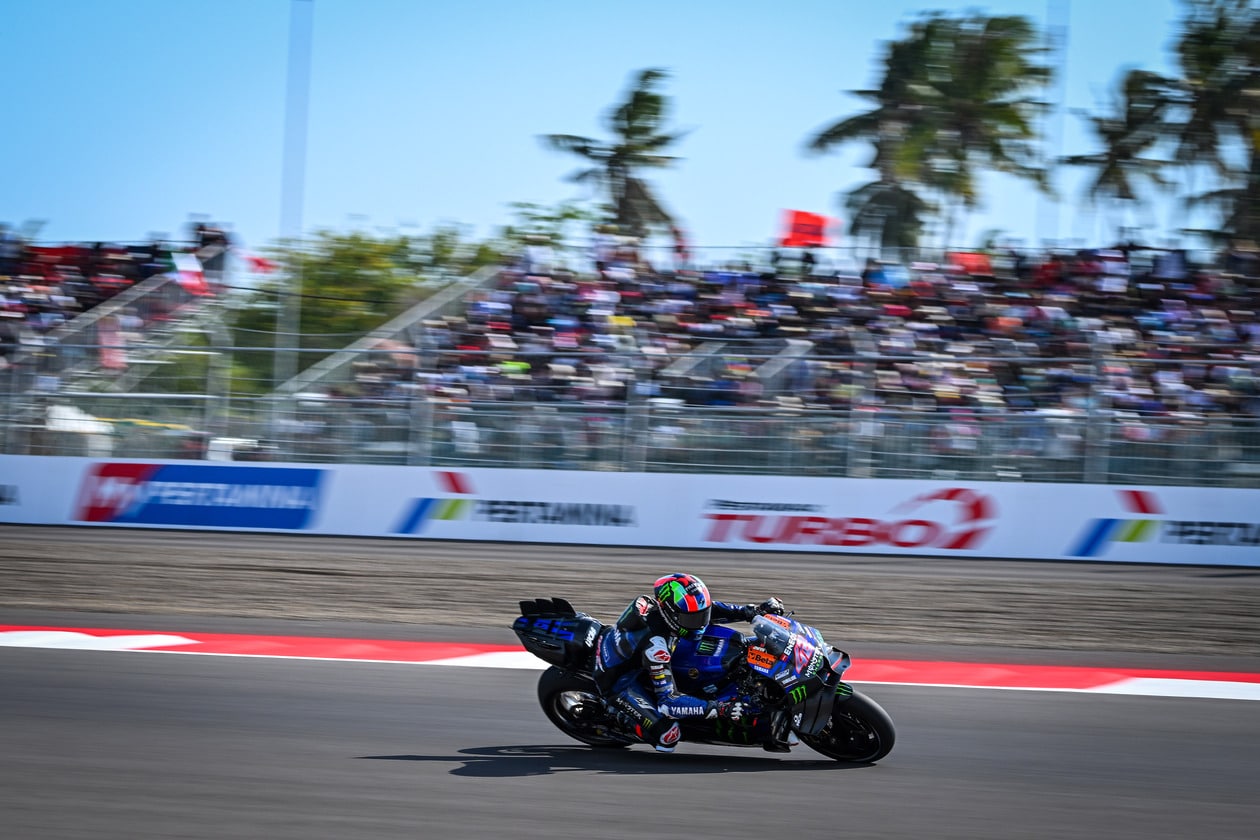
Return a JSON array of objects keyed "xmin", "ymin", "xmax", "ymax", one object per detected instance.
[{"xmin": 1, "ymin": 344, "xmax": 1257, "ymax": 488}]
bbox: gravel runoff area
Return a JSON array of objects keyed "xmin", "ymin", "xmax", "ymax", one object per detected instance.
[{"xmin": 1, "ymin": 525, "xmax": 1258, "ymax": 658}]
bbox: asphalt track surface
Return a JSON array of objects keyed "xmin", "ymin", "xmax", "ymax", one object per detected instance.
[{"xmin": 3, "ymin": 526, "xmax": 1260, "ymax": 838}]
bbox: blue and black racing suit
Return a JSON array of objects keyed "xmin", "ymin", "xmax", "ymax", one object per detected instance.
[{"xmin": 593, "ymin": 595, "xmax": 756, "ymax": 751}]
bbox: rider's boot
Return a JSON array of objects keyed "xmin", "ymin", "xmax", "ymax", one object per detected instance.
[{"xmin": 651, "ymin": 719, "xmax": 682, "ymax": 753}]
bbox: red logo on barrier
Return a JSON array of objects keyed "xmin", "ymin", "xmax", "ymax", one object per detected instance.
[
  {"xmin": 702, "ymin": 487, "xmax": 996, "ymax": 551},
  {"xmin": 74, "ymin": 463, "xmax": 162, "ymax": 522}
]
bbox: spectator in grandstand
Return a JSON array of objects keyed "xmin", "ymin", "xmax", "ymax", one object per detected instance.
[
  {"xmin": 336, "ymin": 229, "xmax": 1259, "ymax": 423},
  {"xmin": 191, "ymin": 220, "xmax": 234, "ymax": 292},
  {"xmin": 0, "ymin": 315, "xmax": 19, "ymax": 366},
  {"xmin": 0, "ymin": 224, "xmax": 22, "ymax": 277},
  {"xmin": 670, "ymin": 225, "xmax": 691, "ymax": 272},
  {"xmin": 95, "ymin": 313, "xmax": 128, "ymax": 372}
]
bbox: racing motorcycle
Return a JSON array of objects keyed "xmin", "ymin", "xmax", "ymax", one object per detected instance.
[{"xmin": 512, "ymin": 597, "xmax": 895, "ymax": 762}]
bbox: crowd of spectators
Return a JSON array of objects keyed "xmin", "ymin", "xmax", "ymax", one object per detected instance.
[
  {"xmin": 6, "ymin": 219, "xmax": 1257, "ymax": 479},
  {"xmin": 343, "ymin": 236, "xmax": 1260, "ymax": 430},
  {"xmin": 0, "ymin": 221, "xmax": 229, "ymax": 375}
]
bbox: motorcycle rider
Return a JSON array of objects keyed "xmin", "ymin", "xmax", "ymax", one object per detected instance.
[{"xmin": 593, "ymin": 572, "xmax": 788, "ymax": 753}]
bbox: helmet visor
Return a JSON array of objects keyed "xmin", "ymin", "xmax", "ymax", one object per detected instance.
[{"xmin": 675, "ymin": 606, "xmax": 711, "ymax": 632}]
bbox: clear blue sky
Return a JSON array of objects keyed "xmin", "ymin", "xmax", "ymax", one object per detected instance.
[{"xmin": 1, "ymin": 0, "xmax": 1191, "ymax": 256}]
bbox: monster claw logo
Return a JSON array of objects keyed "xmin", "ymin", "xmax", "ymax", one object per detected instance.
[{"xmin": 1069, "ymin": 490, "xmax": 1163, "ymax": 557}]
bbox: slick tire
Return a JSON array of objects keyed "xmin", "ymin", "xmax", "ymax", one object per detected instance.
[
  {"xmin": 537, "ymin": 667, "xmax": 633, "ymax": 749},
  {"xmin": 801, "ymin": 690, "xmax": 896, "ymax": 763}
]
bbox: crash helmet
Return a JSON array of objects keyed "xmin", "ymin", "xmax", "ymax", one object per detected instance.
[{"xmin": 653, "ymin": 573, "xmax": 712, "ymax": 638}]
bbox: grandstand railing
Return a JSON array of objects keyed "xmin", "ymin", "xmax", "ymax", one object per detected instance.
[
  {"xmin": 1, "ymin": 346, "xmax": 1257, "ymax": 488},
  {"xmin": 271, "ymin": 264, "xmax": 502, "ymax": 396}
]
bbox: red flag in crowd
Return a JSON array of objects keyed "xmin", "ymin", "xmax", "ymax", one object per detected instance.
[
  {"xmin": 246, "ymin": 254, "xmax": 279, "ymax": 274},
  {"xmin": 947, "ymin": 252, "xmax": 994, "ymax": 276},
  {"xmin": 780, "ymin": 210, "xmax": 834, "ymax": 248}
]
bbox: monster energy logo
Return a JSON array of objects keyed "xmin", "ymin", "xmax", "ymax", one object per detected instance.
[
  {"xmin": 714, "ymin": 719, "xmax": 754, "ymax": 743},
  {"xmin": 788, "ymin": 685, "xmax": 808, "ymax": 704},
  {"xmin": 697, "ymin": 637, "xmax": 720, "ymax": 656},
  {"xmin": 835, "ymin": 682, "xmax": 853, "ymax": 697}
]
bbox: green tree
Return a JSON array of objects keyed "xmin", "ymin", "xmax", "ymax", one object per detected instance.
[
  {"xmin": 1168, "ymin": 0, "xmax": 1260, "ymax": 242},
  {"xmin": 808, "ymin": 28, "xmax": 938, "ymax": 251},
  {"xmin": 842, "ymin": 180, "xmax": 931, "ymax": 252},
  {"xmin": 1065, "ymin": 1, "xmax": 1259, "ymax": 244},
  {"xmin": 228, "ymin": 227, "xmax": 505, "ymax": 391},
  {"xmin": 1063, "ymin": 69, "xmax": 1177, "ymax": 240},
  {"xmin": 543, "ymin": 68, "xmax": 687, "ymax": 238},
  {"xmin": 499, "ymin": 200, "xmax": 599, "ymax": 267},
  {"xmin": 808, "ymin": 13, "xmax": 1052, "ymax": 250}
]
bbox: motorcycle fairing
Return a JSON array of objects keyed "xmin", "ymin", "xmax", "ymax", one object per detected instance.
[
  {"xmin": 749, "ymin": 615, "xmax": 846, "ymax": 735},
  {"xmin": 513, "ymin": 598, "xmax": 603, "ymax": 671},
  {"xmin": 670, "ymin": 624, "xmax": 744, "ymax": 697}
]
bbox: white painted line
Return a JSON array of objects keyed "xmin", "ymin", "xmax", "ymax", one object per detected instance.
[
  {"xmin": 0, "ymin": 630, "xmax": 200, "ymax": 651},
  {"xmin": 1090, "ymin": 677, "xmax": 1260, "ymax": 702},
  {"xmin": 425, "ymin": 651, "xmax": 548, "ymax": 669},
  {"xmin": 3, "ymin": 629, "xmax": 1257, "ymax": 703}
]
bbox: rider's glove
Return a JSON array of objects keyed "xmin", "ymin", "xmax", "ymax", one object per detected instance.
[
  {"xmin": 745, "ymin": 596, "xmax": 786, "ymax": 617},
  {"xmin": 706, "ymin": 700, "xmax": 744, "ymax": 722}
]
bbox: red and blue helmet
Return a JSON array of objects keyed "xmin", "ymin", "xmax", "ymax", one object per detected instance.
[{"xmin": 653, "ymin": 573, "xmax": 711, "ymax": 638}]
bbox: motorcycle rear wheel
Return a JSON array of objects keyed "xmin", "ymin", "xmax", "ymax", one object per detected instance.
[
  {"xmin": 537, "ymin": 666, "xmax": 634, "ymax": 749},
  {"xmin": 801, "ymin": 690, "xmax": 895, "ymax": 763}
]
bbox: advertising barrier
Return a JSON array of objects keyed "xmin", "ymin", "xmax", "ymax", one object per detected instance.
[{"xmin": 2, "ymin": 455, "xmax": 1258, "ymax": 566}]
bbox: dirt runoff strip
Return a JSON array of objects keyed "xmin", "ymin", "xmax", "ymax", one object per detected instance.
[{"xmin": 0, "ymin": 526, "xmax": 1257, "ymax": 657}]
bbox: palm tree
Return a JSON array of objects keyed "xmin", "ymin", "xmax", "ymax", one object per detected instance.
[
  {"xmin": 1168, "ymin": 0, "xmax": 1260, "ymax": 243},
  {"xmin": 543, "ymin": 68, "xmax": 687, "ymax": 238},
  {"xmin": 843, "ymin": 180, "xmax": 932, "ymax": 253},
  {"xmin": 907, "ymin": 14, "xmax": 1053, "ymax": 243},
  {"xmin": 1062, "ymin": 69, "xmax": 1176, "ymax": 240},
  {"xmin": 808, "ymin": 23, "xmax": 939, "ymax": 251},
  {"xmin": 808, "ymin": 13, "xmax": 1052, "ymax": 250}
]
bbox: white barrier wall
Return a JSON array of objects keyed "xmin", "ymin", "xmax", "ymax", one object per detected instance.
[{"xmin": 2, "ymin": 455, "xmax": 1258, "ymax": 566}]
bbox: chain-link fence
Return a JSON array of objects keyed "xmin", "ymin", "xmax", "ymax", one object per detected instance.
[{"xmin": 2, "ymin": 343, "xmax": 1257, "ymax": 487}]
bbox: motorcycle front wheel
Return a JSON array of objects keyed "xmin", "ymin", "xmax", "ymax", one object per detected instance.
[
  {"xmin": 537, "ymin": 666, "xmax": 634, "ymax": 749},
  {"xmin": 801, "ymin": 690, "xmax": 896, "ymax": 763}
]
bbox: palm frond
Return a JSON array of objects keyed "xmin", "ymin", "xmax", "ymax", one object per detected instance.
[{"xmin": 542, "ymin": 134, "xmax": 605, "ymax": 160}]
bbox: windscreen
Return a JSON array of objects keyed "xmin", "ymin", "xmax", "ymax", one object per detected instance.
[{"xmin": 751, "ymin": 615, "xmax": 794, "ymax": 657}]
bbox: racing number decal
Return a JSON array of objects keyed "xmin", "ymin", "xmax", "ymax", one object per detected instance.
[{"xmin": 792, "ymin": 637, "xmax": 816, "ymax": 673}]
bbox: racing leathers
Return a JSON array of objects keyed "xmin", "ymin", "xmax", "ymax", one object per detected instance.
[{"xmin": 593, "ymin": 595, "xmax": 766, "ymax": 753}]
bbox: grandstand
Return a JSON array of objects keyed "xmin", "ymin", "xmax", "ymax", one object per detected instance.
[{"xmin": 2, "ymin": 234, "xmax": 1257, "ymax": 487}]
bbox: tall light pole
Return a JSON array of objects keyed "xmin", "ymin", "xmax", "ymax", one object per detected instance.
[
  {"xmin": 1036, "ymin": 0, "xmax": 1070, "ymax": 249},
  {"xmin": 275, "ymin": 0, "xmax": 314, "ymax": 390}
]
